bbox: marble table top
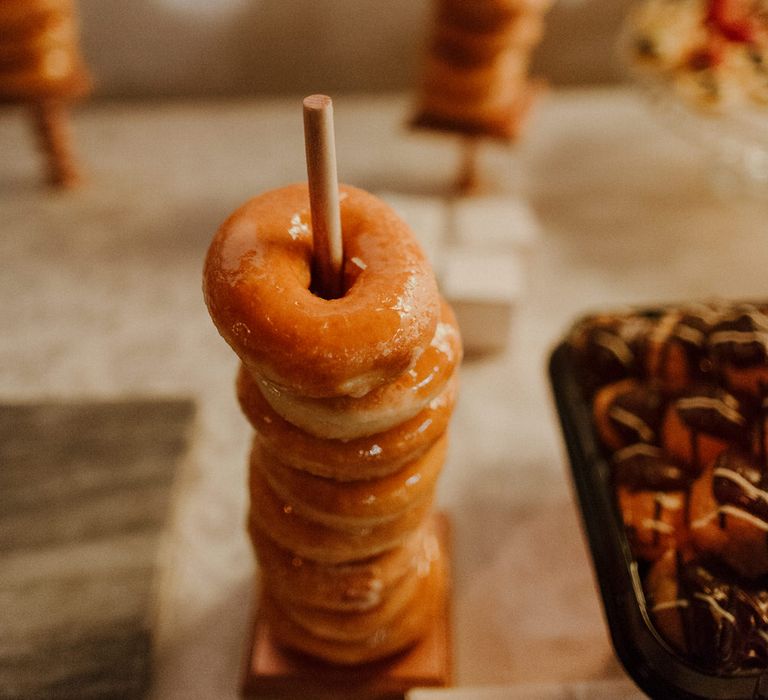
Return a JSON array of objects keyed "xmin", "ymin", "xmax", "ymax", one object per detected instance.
[{"xmin": 1, "ymin": 87, "xmax": 767, "ymax": 698}]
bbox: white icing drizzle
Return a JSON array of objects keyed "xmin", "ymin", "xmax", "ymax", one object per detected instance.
[
  {"xmin": 609, "ymin": 406, "xmax": 655, "ymax": 442},
  {"xmin": 641, "ymin": 518, "xmax": 675, "ymax": 534},
  {"xmin": 713, "ymin": 467, "xmax": 768, "ymax": 506},
  {"xmin": 675, "ymin": 395, "xmax": 745, "ymax": 425},
  {"xmin": 709, "ymin": 329, "xmax": 768, "ymax": 348},
  {"xmin": 674, "ymin": 324, "xmax": 705, "ymax": 346},
  {"xmin": 693, "ymin": 592, "xmax": 737, "ymax": 626},
  {"xmin": 656, "ymin": 492, "xmax": 684, "ymax": 510},
  {"xmin": 691, "ymin": 505, "xmax": 768, "ymax": 532},
  {"xmin": 650, "ymin": 312, "xmax": 679, "ymax": 346},
  {"xmin": 593, "ymin": 329, "xmax": 633, "ymax": 366},
  {"xmin": 686, "ymin": 303, "xmax": 725, "ymax": 326},
  {"xmin": 614, "ymin": 443, "xmax": 662, "ymax": 461},
  {"xmin": 652, "ymin": 598, "xmax": 690, "ymax": 613}
]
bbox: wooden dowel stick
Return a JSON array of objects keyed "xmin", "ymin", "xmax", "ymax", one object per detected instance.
[
  {"xmin": 455, "ymin": 137, "xmax": 479, "ymax": 195},
  {"xmin": 303, "ymin": 94, "xmax": 343, "ymax": 299},
  {"xmin": 31, "ymin": 100, "xmax": 82, "ymax": 189}
]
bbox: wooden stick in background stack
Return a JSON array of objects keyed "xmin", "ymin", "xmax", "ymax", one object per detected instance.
[{"xmin": 0, "ymin": 0, "xmax": 92, "ymax": 188}]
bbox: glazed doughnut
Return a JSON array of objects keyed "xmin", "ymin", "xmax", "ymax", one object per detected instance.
[
  {"xmin": 203, "ymin": 184, "xmax": 441, "ymax": 399},
  {"xmin": 413, "ymin": 90, "xmax": 529, "ymax": 140},
  {"xmin": 422, "ymin": 50, "xmax": 529, "ymax": 100},
  {"xmin": 661, "ymin": 385, "xmax": 748, "ymax": 474},
  {"xmin": 0, "ymin": 11, "xmax": 73, "ymax": 64},
  {"xmin": 644, "ymin": 305, "xmax": 721, "ymax": 392},
  {"xmin": 248, "ymin": 298, "xmax": 461, "ymax": 440},
  {"xmin": 646, "ymin": 548, "xmax": 768, "ymax": 672},
  {"xmin": 708, "ymin": 304, "xmax": 768, "ymax": 397},
  {"xmin": 280, "ymin": 568, "xmax": 424, "ymax": 643},
  {"xmin": 689, "ymin": 450, "xmax": 768, "ymax": 579},
  {"xmin": 248, "ymin": 464, "xmax": 434, "ymax": 564},
  {"xmin": 262, "ymin": 552, "xmax": 445, "ymax": 665},
  {"xmin": 238, "ymin": 363, "xmax": 457, "ymax": 481},
  {"xmin": 592, "ymin": 378, "xmax": 665, "ymax": 452},
  {"xmin": 0, "ymin": 0, "xmax": 90, "ymax": 102},
  {"xmin": 439, "ymin": 0, "xmax": 546, "ymax": 33},
  {"xmin": 616, "ymin": 485, "xmax": 688, "ymax": 561},
  {"xmin": 255, "ymin": 436, "xmax": 446, "ymax": 530},
  {"xmin": 251, "ymin": 522, "xmax": 437, "ymax": 612},
  {"xmin": 434, "ymin": 19, "xmax": 544, "ymax": 66}
]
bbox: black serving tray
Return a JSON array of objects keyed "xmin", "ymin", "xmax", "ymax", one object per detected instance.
[{"xmin": 548, "ymin": 341, "xmax": 768, "ymax": 700}]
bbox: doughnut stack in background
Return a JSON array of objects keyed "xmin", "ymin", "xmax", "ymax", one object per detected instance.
[
  {"xmin": 0, "ymin": 0, "xmax": 91, "ymax": 187},
  {"xmin": 204, "ymin": 184, "xmax": 461, "ymax": 665},
  {"xmin": 412, "ymin": 0, "xmax": 552, "ymax": 140},
  {"xmin": 568, "ymin": 301, "xmax": 768, "ymax": 672},
  {"xmin": 624, "ymin": 0, "xmax": 768, "ymax": 111}
]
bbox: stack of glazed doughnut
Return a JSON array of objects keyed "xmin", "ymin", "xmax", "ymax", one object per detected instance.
[
  {"xmin": 569, "ymin": 301, "xmax": 768, "ymax": 672},
  {"xmin": 204, "ymin": 184, "xmax": 461, "ymax": 665},
  {"xmin": 412, "ymin": 0, "xmax": 552, "ymax": 140},
  {"xmin": 0, "ymin": 0, "xmax": 91, "ymax": 187}
]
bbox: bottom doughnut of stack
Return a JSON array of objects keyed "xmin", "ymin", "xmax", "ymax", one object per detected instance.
[{"xmin": 567, "ymin": 301, "xmax": 768, "ymax": 674}]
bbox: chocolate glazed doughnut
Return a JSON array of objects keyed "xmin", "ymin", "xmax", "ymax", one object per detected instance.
[
  {"xmin": 661, "ymin": 385, "xmax": 748, "ymax": 475},
  {"xmin": 708, "ymin": 305, "xmax": 768, "ymax": 397},
  {"xmin": 612, "ymin": 443, "xmax": 691, "ymax": 561},
  {"xmin": 644, "ymin": 304, "xmax": 721, "ymax": 392},
  {"xmin": 647, "ymin": 549, "xmax": 768, "ymax": 672},
  {"xmin": 689, "ymin": 450, "xmax": 768, "ymax": 579},
  {"xmin": 592, "ymin": 379, "xmax": 665, "ymax": 452}
]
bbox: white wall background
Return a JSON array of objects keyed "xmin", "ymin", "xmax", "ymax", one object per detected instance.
[{"xmin": 77, "ymin": 0, "xmax": 636, "ymax": 98}]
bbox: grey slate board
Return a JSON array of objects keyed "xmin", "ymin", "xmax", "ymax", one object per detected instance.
[{"xmin": 0, "ymin": 399, "xmax": 195, "ymax": 699}]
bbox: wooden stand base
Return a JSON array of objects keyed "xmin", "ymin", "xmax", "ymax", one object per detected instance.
[{"xmin": 241, "ymin": 514, "xmax": 452, "ymax": 699}]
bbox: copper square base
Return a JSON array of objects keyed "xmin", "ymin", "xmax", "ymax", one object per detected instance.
[{"xmin": 241, "ymin": 514, "xmax": 452, "ymax": 699}]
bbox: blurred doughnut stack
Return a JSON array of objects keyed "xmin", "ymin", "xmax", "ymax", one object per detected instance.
[
  {"xmin": 412, "ymin": 0, "xmax": 552, "ymax": 140},
  {"xmin": 569, "ymin": 302, "xmax": 768, "ymax": 672},
  {"xmin": 204, "ymin": 184, "xmax": 462, "ymax": 665},
  {"xmin": 0, "ymin": 0, "xmax": 91, "ymax": 187}
]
